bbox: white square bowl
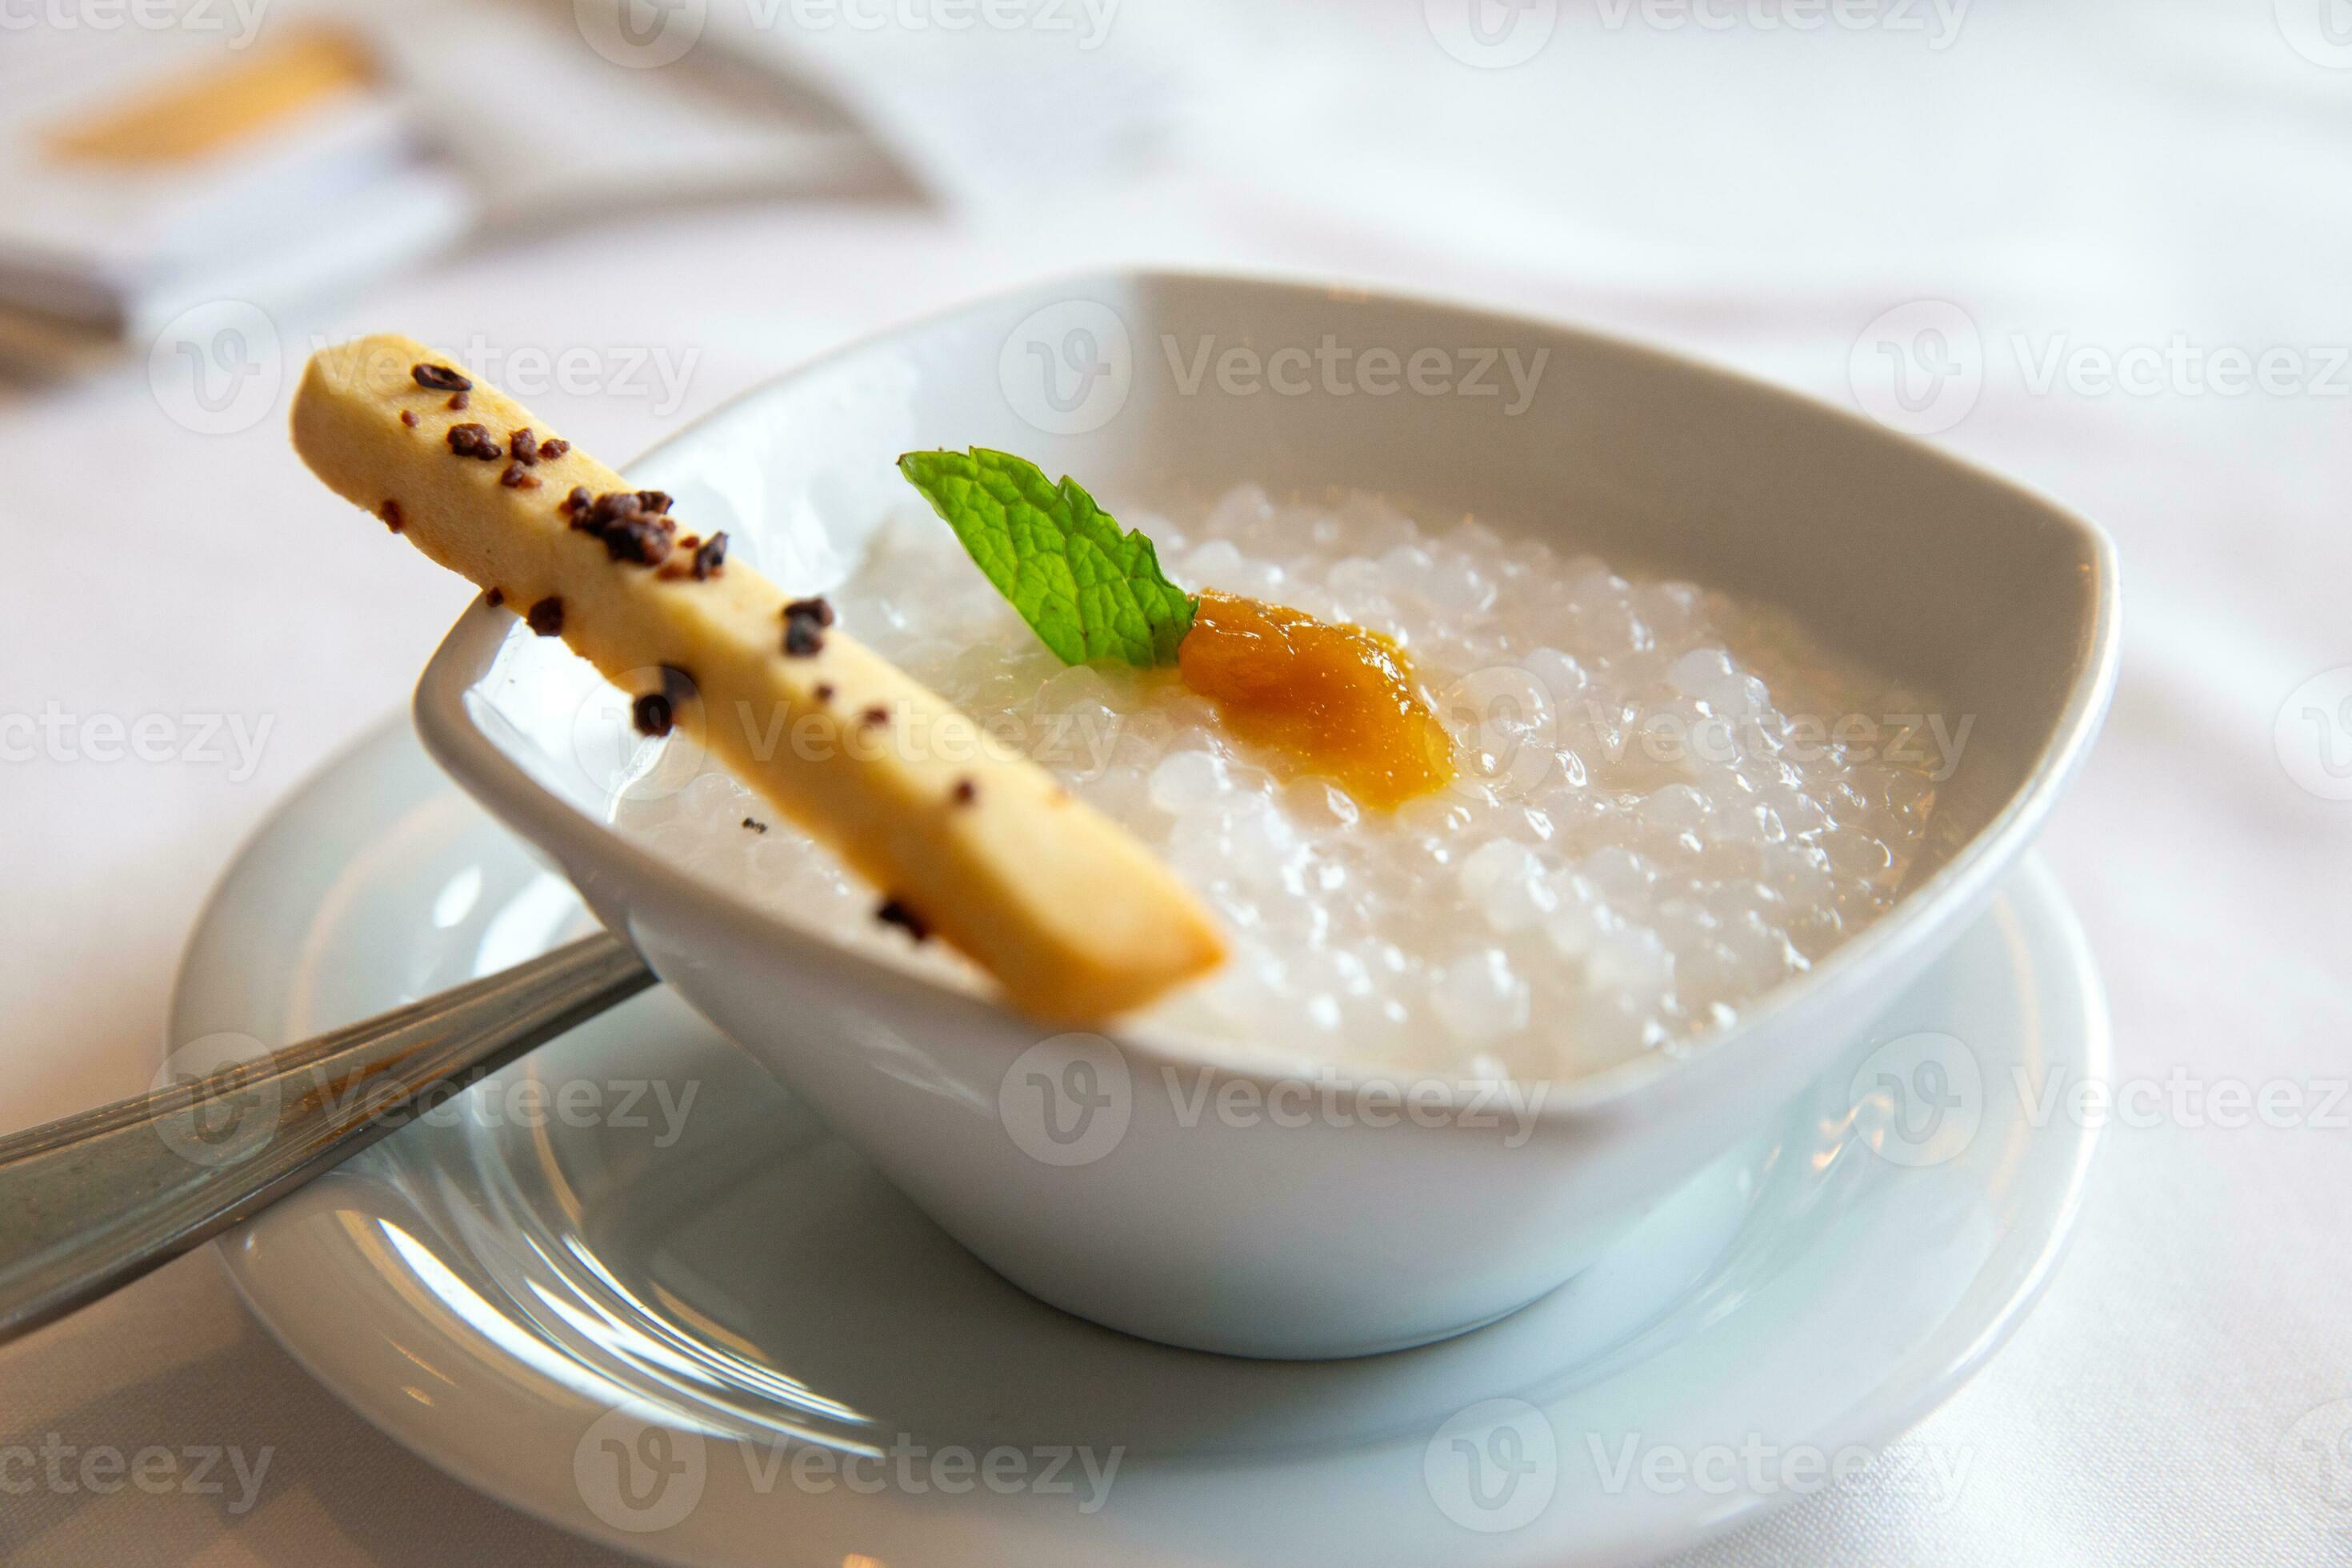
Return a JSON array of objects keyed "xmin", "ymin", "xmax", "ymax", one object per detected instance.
[{"xmin": 414, "ymin": 270, "xmax": 2118, "ymax": 1358}]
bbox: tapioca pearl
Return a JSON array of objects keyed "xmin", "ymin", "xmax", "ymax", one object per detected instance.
[
  {"xmin": 1565, "ymin": 989, "xmax": 1650, "ymax": 1060},
  {"xmin": 1205, "ymin": 483, "xmax": 1274, "ymax": 539},
  {"xmin": 1485, "ymin": 802, "xmax": 1559, "ymax": 846},
  {"xmin": 1782, "ymin": 902, "xmax": 1845, "ymax": 960},
  {"xmin": 1637, "ymin": 782, "xmax": 1712, "ymax": 835},
  {"xmin": 1148, "ymin": 749, "xmax": 1231, "ymax": 814},
  {"xmin": 1396, "ymin": 794, "xmax": 1476, "ymax": 839},
  {"xmin": 1326, "ymin": 554, "xmax": 1388, "ymax": 603},
  {"xmin": 1330, "ymin": 491, "xmax": 1419, "ymax": 552},
  {"xmin": 1182, "ymin": 538, "xmax": 1247, "ymax": 588},
  {"xmin": 1579, "ymin": 845, "xmax": 1653, "ymax": 907},
  {"xmin": 1521, "ymin": 646, "xmax": 1590, "ymax": 710},
  {"xmin": 1282, "ymin": 776, "xmax": 1362, "ymax": 830},
  {"xmin": 1676, "ymin": 938, "xmax": 1758, "ymax": 1016},
  {"xmin": 1080, "ymin": 762, "xmax": 1151, "ymax": 819},
  {"xmin": 1542, "ymin": 876, "xmax": 1614, "ymax": 958},
  {"xmin": 1632, "ymin": 580, "xmax": 1704, "ymax": 641},
  {"xmin": 1033, "ymin": 664, "xmax": 1112, "ymax": 714},
  {"xmin": 679, "ymin": 770, "xmax": 744, "ymax": 818},
  {"xmin": 1226, "ymin": 798, "xmax": 1310, "ymax": 894},
  {"xmin": 1441, "ymin": 518, "xmax": 1505, "ymax": 558},
  {"xmin": 1501, "ymin": 532, "xmax": 1558, "ymax": 577},
  {"xmin": 1432, "ymin": 948, "xmax": 1530, "ymax": 1042},
  {"xmin": 1586, "ymin": 926, "xmax": 1674, "ymax": 1006},
  {"xmin": 1761, "ymin": 838, "xmax": 1833, "ymax": 898},
  {"xmin": 1884, "ymin": 769, "xmax": 1938, "ymax": 826},
  {"xmin": 1822, "ymin": 826, "xmax": 1895, "ymax": 882},
  {"xmin": 1417, "ymin": 550, "xmax": 1498, "ymax": 618},
  {"xmin": 1458, "ymin": 839, "xmax": 1562, "ymax": 934},
  {"xmin": 1377, "ymin": 542, "xmax": 1434, "ymax": 591}
]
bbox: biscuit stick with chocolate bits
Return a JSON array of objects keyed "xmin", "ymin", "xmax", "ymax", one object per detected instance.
[{"xmin": 290, "ymin": 334, "xmax": 1225, "ymax": 1022}]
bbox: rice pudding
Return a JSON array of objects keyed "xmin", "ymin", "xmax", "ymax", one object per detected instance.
[{"xmin": 615, "ymin": 484, "xmax": 1946, "ymax": 1082}]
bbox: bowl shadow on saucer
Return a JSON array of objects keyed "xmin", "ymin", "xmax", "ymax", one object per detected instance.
[{"xmin": 364, "ymin": 983, "xmax": 1895, "ymax": 1465}]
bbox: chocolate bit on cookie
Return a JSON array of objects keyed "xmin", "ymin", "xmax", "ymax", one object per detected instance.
[
  {"xmin": 398, "ymin": 410, "xmax": 419, "ymax": 428},
  {"xmin": 857, "ymin": 705, "xmax": 889, "ymax": 729},
  {"xmin": 631, "ymin": 691, "xmax": 674, "ymax": 738},
  {"xmin": 782, "ymin": 596, "xmax": 831, "ymax": 657},
  {"xmin": 499, "ymin": 462, "xmax": 540, "ymax": 490},
  {"xmin": 411, "ymin": 362, "xmax": 470, "ymax": 392},
  {"xmin": 378, "ymin": 499, "xmax": 402, "ymax": 533},
  {"xmin": 447, "ymin": 391, "xmax": 469, "ymax": 410},
  {"xmin": 563, "ymin": 488, "xmax": 678, "ymax": 565},
  {"xmin": 742, "ymin": 817, "xmax": 768, "ymax": 833},
  {"xmin": 951, "ymin": 778, "xmax": 978, "ymax": 806},
  {"xmin": 691, "ymin": 531, "xmax": 728, "ymax": 579},
  {"xmin": 526, "ymin": 595, "xmax": 564, "ymax": 636},
  {"xmin": 447, "ymin": 422, "xmax": 502, "ymax": 461},
  {"xmin": 507, "ymin": 428, "xmax": 539, "ymax": 465},
  {"xmin": 874, "ymin": 897, "xmax": 930, "ymax": 942},
  {"xmin": 536, "ymin": 438, "xmax": 570, "ymax": 461},
  {"xmin": 485, "ymin": 586, "xmax": 504, "ymax": 607},
  {"xmin": 814, "ymin": 682, "xmax": 834, "ymax": 702}
]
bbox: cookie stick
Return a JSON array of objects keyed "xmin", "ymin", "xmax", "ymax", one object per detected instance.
[{"xmin": 290, "ymin": 334, "xmax": 1225, "ymax": 1023}]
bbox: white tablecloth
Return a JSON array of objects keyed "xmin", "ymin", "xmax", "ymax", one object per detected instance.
[{"xmin": 4, "ymin": 2, "xmax": 2348, "ymax": 1561}]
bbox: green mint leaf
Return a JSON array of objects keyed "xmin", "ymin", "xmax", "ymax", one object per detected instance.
[{"xmin": 896, "ymin": 447, "xmax": 1195, "ymax": 668}]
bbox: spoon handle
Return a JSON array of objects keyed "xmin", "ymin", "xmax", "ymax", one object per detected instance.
[{"xmin": 0, "ymin": 931, "xmax": 654, "ymax": 1345}]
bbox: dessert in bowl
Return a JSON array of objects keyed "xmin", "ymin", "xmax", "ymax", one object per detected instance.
[
  {"xmin": 623, "ymin": 482, "xmax": 1947, "ymax": 1085},
  {"xmin": 374, "ymin": 271, "xmax": 2116, "ymax": 1358}
]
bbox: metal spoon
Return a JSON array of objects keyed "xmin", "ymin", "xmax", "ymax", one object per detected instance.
[{"xmin": 0, "ymin": 933, "xmax": 653, "ymax": 1345}]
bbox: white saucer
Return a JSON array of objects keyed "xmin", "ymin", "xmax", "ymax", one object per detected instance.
[{"xmin": 174, "ymin": 717, "xmax": 2108, "ymax": 1566}]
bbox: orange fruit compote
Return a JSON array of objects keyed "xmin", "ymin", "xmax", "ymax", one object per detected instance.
[{"xmin": 1175, "ymin": 590, "xmax": 1455, "ymax": 810}]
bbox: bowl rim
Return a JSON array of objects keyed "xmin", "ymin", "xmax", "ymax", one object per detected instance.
[{"xmin": 414, "ymin": 264, "xmax": 2122, "ymax": 1118}]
